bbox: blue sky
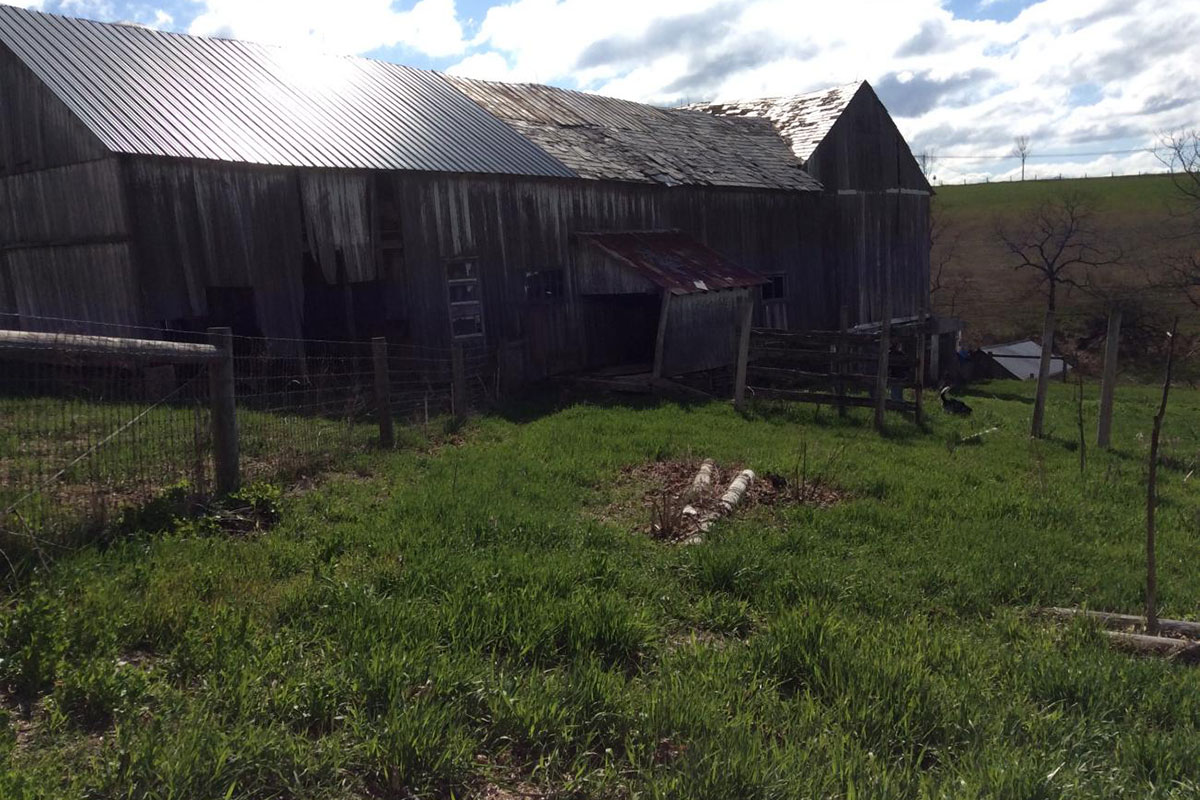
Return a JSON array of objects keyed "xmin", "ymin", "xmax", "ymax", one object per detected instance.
[{"xmin": 7, "ymin": 0, "xmax": 1199, "ymax": 183}]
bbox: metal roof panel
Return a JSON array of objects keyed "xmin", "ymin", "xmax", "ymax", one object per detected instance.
[
  {"xmin": 0, "ymin": 5, "xmax": 575, "ymax": 176},
  {"xmin": 579, "ymin": 231, "xmax": 768, "ymax": 295}
]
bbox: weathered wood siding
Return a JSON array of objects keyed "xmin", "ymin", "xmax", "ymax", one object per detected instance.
[
  {"xmin": 0, "ymin": 43, "xmax": 107, "ymax": 177},
  {"xmin": 385, "ymin": 173, "xmax": 829, "ymax": 377},
  {"xmin": 126, "ymin": 159, "xmax": 307, "ymax": 341},
  {"xmin": 6, "ymin": 243, "xmax": 140, "ymax": 331},
  {"xmin": 0, "ymin": 158, "xmax": 128, "ymax": 245},
  {"xmin": 299, "ymin": 171, "xmax": 374, "ymax": 283},
  {"xmin": 804, "ymin": 86, "xmax": 928, "ymax": 193},
  {"xmin": 832, "ymin": 192, "xmax": 930, "ymax": 325},
  {"xmin": 661, "ymin": 289, "xmax": 748, "ymax": 377}
]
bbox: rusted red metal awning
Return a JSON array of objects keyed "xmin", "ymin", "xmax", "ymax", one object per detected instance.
[{"xmin": 578, "ymin": 231, "xmax": 767, "ymax": 295}]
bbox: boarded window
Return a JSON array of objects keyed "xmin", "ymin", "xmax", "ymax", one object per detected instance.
[
  {"xmin": 524, "ymin": 269, "xmax": 564, "ymax": 300},
  {"xmin": 447, "ymin": 259, "xmax": 484, "ymax": 340}
]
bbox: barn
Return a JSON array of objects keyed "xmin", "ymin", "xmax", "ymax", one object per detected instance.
[{"xmin": 0, "ymin": 5, "xmax": 932, "ymax": 389}]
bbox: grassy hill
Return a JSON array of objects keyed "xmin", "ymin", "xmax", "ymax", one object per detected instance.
[
  {"xmin": 931, "ymin": 174, "xmax": 1196, "ymax": 357},
  {"xmin": 4, "ymin": 386, "xmax": 1200, "ymax": 797}
]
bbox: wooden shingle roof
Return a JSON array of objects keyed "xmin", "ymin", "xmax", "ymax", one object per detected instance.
[
  {"xmin": 686, "ymin": 82, "xmax": 863, "ymax": 163},
  {"xmin": 447, "ymin": 76, "xmax": 822, "ymax": 192}
]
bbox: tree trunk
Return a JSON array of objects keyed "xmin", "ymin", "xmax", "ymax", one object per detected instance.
[
  {"xmin": 1146, "ymin": 317, "xmax": 1179, "ymax": 636},
  {"xmin": 1031, "ymin": 306, "xmax": 1056, "ymax": 438}
]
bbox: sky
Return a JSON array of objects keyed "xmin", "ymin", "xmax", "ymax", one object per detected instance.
[{"xmin": 5, "ymin": 0, "xmax": 1199, "ymax": 184}]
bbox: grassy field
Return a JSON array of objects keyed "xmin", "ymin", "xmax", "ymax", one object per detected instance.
[
  {"xmin": 932, "ymin": 173, "xmax": 1195, "ymax": 349},
  {"xmin": 4, "ymin": 381, "xmax": 1200, "ymax": 798}
]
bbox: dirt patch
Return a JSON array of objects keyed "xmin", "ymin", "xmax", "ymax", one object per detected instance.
[{"xmin": 609, "ymin": 459, "xmax": 846, "ymax": 543}]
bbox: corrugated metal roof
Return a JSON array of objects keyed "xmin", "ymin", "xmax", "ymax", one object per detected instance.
[
  {"xmin": 980, "ymin": 340, "xmax": 1066, "ymax": 380},
  {"xmin": 0, "ymin": 5, "xmax": 574, "ymax": 176},
  {"xmin": 579, "ymin": 231, "xmax": 767, "ymax": 295},
  {"xmin": 685, "ymin": 82, "xmax": 863, "ymax": 163},
  {"xmin": 448, "ymin": 76, "xmax": 822, "ymax": 192}
]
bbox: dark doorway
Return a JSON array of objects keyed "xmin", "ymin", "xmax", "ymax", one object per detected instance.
[{"xmin": 580, "ymin": 293, "xmax": 661, "ymax": 370}]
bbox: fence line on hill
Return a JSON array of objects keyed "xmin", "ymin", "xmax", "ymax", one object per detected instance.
[{"xmin": 0, "ymin": 317, "xmax": 475, "ymax": 560}]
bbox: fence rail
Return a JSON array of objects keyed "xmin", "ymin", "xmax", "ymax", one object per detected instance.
[
  {"xmin": 745, "ymin": 321, "xmax": 927, "ymax": 424},
  {"xmin": 1, "ymin": 322, "xmax": 470, "ymax": 560}
]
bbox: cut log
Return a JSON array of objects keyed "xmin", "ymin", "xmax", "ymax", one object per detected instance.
[
  {"xmin": 1103, "ymin": 631, "xmax": 1200, "ymax": 663},
  {"xmin": 719, "ymin": 470, "xmax": 755, "ymax": 513},
  {"xmin": 1042, "ymin": 607, "xmax": 1200, "ymax": 638},
  {"xmin": 684, "ymin": 459, "xmax": 715, "ymax": 503}
]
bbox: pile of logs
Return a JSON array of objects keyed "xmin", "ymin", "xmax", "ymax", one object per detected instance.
[{"xmin": 680, "ymin": 458, "xmax": 755, "ymax": 544}]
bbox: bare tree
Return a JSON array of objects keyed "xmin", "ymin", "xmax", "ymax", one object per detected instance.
[
  {"xmin": 1013, "ymin": 135, "xmax": 1031, "ymax": 181},
  {"xmin": 918, "ymin": 148, "xmax": 938, "ymax": 178},
  {"xmin": 1156, "ymin": 130, "xmax": 1200, "ymax": 304},
  {"xmin": 1146, "ymin": 317, "xmax": 1179, "ymax": 636},
  {"xmin": 997, "ymin": 192, "xmax": 1122, "ymax": 437},
  {"xmin": 928, "ymin": 202, "xmax": 971, "ymax": 315}
]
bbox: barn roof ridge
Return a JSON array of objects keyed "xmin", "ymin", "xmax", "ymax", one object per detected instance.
[{"xmin": 0, "ymin": 4, "xmax": 820, "ymax": 191}]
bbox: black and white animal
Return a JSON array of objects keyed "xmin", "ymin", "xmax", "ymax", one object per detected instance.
[{"xmin": 940, "ymin": 387, "xmax": 973, "ymax": 416}]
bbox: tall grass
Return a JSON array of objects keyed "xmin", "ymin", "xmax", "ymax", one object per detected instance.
[{"xmin": 3, "ymin": 379, "xmax": 1200, "ymax": 798}]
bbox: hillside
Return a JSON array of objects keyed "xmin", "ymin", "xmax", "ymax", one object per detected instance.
[{"xmin": 931, "ymin": 174, "xmax": 1197, "ymax": 356}]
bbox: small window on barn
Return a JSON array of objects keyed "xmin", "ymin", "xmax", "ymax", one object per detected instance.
[
  {"xmin": 524, "ymin": 269, "xmax": 564, "ymax": 300},
  {"xmin": 446, "ymin": 259, "xmax": 484, "ymax": 340},
  {"xmin": 761, "ymin": 275, "xmax": 788, "ymax": 330},
  {"xmin": 761, "ymin": 275, "xmax": 786, "ymax": 301}
]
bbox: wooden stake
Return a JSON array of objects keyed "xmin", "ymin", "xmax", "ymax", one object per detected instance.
[
  {"xmin": 1146, "ymin": 317, "xmax": 1179, "ymax": 636},
  {"xmin": 371, "ymin": 337, "xmax": 394, "ymax": 449},
  {"xmin": 1075, "ymin": 372, "xmax": 1086, "ymax": 475},
  {"xmin": 874, "ymin": 316, "xmax": 891, "ymax": 434},
  {"xmin": 733, "ymin": 294, "xmax": 754, "ymax": 410},
  {"xmin": 451, "ymin": 343, "xmax": 467, "ymax": 420},
  {"xmin": 1096, "ymin": 306, "xmax": 1122, "ymax": 449},
  {"xmin": 207, "ymin": 326, "xmax": 239, "ymax": 496}
]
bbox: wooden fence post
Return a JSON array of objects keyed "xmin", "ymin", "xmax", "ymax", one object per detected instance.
[
  {"xmin": 371, "ymin": 336, "xmax": 395, "ymax": 448},
  {"xmin": 1097, "ymin": 306, "xmax": 1122, "ymax": 449},
  {"xmin": 207, "ymin": 326, "xmax": 239, "ymax": 495},
  {"xmin": 836, "ymin": 305, "xmax": 849, "ymax": 417},
  {"xmin": 874, "ymin": 319, "xmax": 891, "ymax": 433},
  {"xmin": 733, "ymin": 294, "xmax": 754, "ymax": 410},
  {"xmin": 915, "ymin": 323, "xmax": 926, "ymax": 427},
  {"xmin": 451, "ymin": 342, "xmax": 467, "ymax": 419}
]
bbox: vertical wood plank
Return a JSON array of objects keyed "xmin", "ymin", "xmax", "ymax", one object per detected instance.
[
  {"xmin": 652, "ymin": 290, "xmax": 672, "ymax": 379},
  {"xmin": 207, "ymin": 326, "xmax": 239, "ymax": 495}
]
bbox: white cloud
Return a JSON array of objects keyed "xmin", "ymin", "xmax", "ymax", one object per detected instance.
[
  {"xmin": 447, "ymin": 0, "xmax": 1200, "ymax": 181},
  {"xmin": 188, "ymin": 0, "xmax": 467, "ymax": 58}
]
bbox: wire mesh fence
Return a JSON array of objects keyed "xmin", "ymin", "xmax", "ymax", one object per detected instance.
[{"xmin": 1, "ymin": 316, "xmax": 464, "ymax": 562}]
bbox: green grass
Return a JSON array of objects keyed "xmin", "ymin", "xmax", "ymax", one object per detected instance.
[
  {"xmin": 935, "ymin": 174, "xmax": 1182, "ymax": 217},
  {"xmin": 1, "ymin": 395, "xmax": 381, "ymax": 549},
  {"xmin": 4, "ymin": 381, "xmax": 1200, "ymax": 798}
]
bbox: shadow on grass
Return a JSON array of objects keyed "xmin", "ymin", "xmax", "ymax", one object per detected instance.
[{"xmin": 490, "ymin": 379, "xmax": 716, "ymax": 425}]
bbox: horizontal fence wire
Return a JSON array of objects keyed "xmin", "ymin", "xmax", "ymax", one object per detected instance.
[{"xmin": 1, "ymin": 317, "xmax": 462, "ymax": 561}]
